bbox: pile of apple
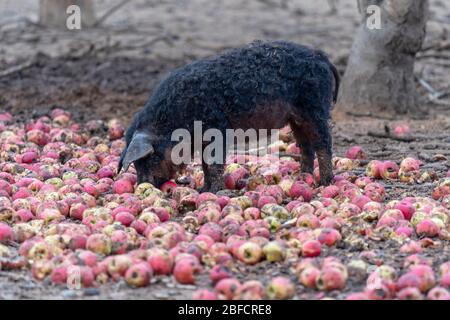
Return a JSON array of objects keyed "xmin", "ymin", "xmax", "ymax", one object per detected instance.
[{"xmin": 0, "ymin": 110, "xmax": 449, "ymax": 300}]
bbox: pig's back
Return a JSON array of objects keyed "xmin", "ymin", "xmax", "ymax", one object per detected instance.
[{"xmin": 143, "ymin": 41, "xmax": 333, "ymax": 133}]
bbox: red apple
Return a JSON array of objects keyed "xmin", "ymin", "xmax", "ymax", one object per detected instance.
[
  {"xmin": 346, "ymin": 292, "xmax": 370, "ymax": 300},
  {"xmin": 173, "ymin": 258, "xmax": 201, "ymax": 284},
  {"xmin": 215, "ymin": 278, "xmax": 242, "ymax": 300},
  {"xmin": 316, "ymin": 266, "xmax": 347, "ymax": 291},
  {"xmin": 427, "ymin": 287, "xmax": 450, "ymax": 300},
  {"xmin": 262, "ymin": 241, "xmax": 286, "ymax": 262},
  {"xmin": 125, "ymin": 262, "xmax": 152, "ymax": 287},
  {"xmin": 415, "ymin": 219, "xmax": 440, "ymax": 238},
  {"xmin": 237, "ymin": 242, "xmax": 263, "ymax": 265},
  {"xmin": 0, "ymin": 223, "xmax": 14, "ymax": 243},
  {"xmin": 266, "ymin": 276, "xmax": 295, "ymax": 300},
  {"xmin": 380, "ymin": 161, "xmax": 399, "ymax": 180},
  {"xmin": 160, "ymin": 180, "xmax": 177, "ymax": 194},
  {"xmin": 302, "ymin": 240, "xmax": 321, "ymax": 258},
  {"xmin": 346, "ymin": 146, "xmax": 365, "ymax": 160},
  {"xmin": 317, "ymin": 228, "xmax": 342, "ymax": 246},
  {"xmin": 114, "ymin": 211, "xmax": 135, "ymax": 227},
  {"xmin": 299, "ymin": 267, "xmax": 320, "ymax": 289},
  {"xmin": 86, "ymin": 234, "xmax": 112, "ymax": 255},
  {"xmin": 113, "ymin": 179, "xmax": 134, "ymax": 194},
  {"xmin": 209, "ymin": 264, "xmax": 232, "ymax": 283},
  {"xmin": 365, "ymin": 160, "xmax": 383, "ymax": 179},
  {"xmin": 289, "ymin": 182, "xmax": 313, "ymax": 202},
  {"xmin": 192, "ymin": 289, "xmax": 218, "ymax": 300},
  {"xmin": 235, "ymin": 280, "xmax": 265, "ymax": 300},
  {"xmin": 147, "ymin": 248, "xmax": 174, "ymax": 275},
  {"xmin": 409, "ymin": 265, "xmax": 435, "ymax": 292}
]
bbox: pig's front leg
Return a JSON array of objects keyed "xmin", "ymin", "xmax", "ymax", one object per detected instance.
[
  {"xmin": 134, "ymin": 157, "xmax": 153, "ymax": 185},
  {"xmin": 201, "ymin": 162, "xmax": 225, "ymax": 193},
  {"xmin": 199, "ymin": 124, "xmax": 229, "ymax": 193}
]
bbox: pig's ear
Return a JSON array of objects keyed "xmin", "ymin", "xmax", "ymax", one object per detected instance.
[{"xmin": 121, "ymin": 132, "xmax": 154, "ymax": 171}]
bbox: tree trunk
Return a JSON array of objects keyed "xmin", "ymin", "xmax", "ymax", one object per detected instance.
[
  {"xmin": 337, "ymin": 0, "xmax": 429, "ymax": 117},
  {"xmin": 39, "ymin": 0, "xmax": 95, "ymax": 28}
]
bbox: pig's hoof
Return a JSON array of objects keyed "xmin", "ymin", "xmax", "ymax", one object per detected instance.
[
  {"xmin": 216, "ymin": 189, "xmax": 241, "ymax": 197},
  {"xmin": 197, "ymin": 186, "xmax": 210, "ymax": 194},
  {"xmin": 320, "ymin": 176, "xmax": 334, "ymax": 186},
  {"xmin": 198, "ymin": 183, "xmax": 226, "ymax": 195},
  {"xmin": 198, "ymin": 185, "xmax": 222, "ymax": 194}
]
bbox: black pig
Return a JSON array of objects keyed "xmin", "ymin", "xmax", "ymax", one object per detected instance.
[{"xmin": 119, "ymin": 40, "xmax": 339, "ymax": 192}]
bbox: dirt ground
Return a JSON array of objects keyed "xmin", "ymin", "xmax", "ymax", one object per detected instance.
[{"xmin": 0, "ymin": 0, "xmax": 449, "ymax": 300}]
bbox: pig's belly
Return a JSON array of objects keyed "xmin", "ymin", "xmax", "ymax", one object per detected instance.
[{"xmin": 228, "ymin": 102, "xmax": 294, "ymax": 130}]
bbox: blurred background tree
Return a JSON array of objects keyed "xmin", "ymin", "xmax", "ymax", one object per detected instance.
[{"xmin": 338, "ymin": 0, "xmax": 430, "ymax": 117}]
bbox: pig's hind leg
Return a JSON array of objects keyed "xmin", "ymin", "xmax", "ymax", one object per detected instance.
[
  {"xmin": 290, "ymin": 122, "xmax": 315, "ymax": 174},
  {"xmin": 315, "ymin": 121, "xmax": 333, "ymax": 186},
  {"xmin": 290, "ymin": 118, "xmax": 333, "ymax": 186}
]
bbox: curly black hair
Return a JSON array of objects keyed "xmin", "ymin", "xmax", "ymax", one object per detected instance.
[{"xmin": 120, "ymin": 40, "xmax": 339, "ymax": 188}]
